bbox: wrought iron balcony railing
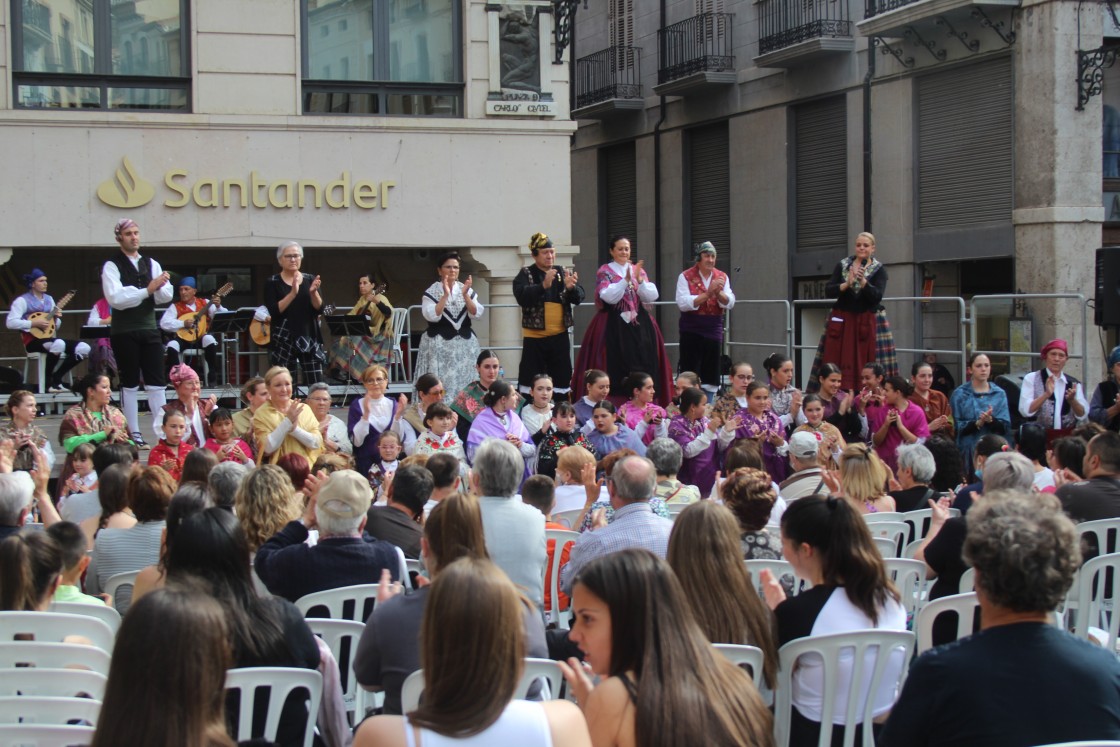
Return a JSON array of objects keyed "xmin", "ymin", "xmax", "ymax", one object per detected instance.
[
  {"xmin": 864, "ymin": 0, "xmax": 922, "ymax": 17},
  {"xmin": 657, "ymin": 12, "xmax": 735, "ymax": 84},
  {"xmin": 574, "ymin": 46, "xmax": 642, "ymax": 110},
  {"xmin": 758, "ymin": 0, "xmax": 851, "ymax": 56}
]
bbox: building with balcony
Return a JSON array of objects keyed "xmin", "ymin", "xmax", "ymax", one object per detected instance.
[
  {"xmin": 0, "ymin": 0, "xmax": 579, "ymax": 379},
  {"xmin": 567, "ymin": 0, "xmax": 1117, "ymax": 384}
]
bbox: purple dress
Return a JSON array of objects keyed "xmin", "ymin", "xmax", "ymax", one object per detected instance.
[
  {"xmin": 466, "ymin": 407, "xmax": 534, "ymax": 479},
  {"xmin": 668, "ymin": 414, "xmax": 721, "ymax": 496},
  {"xmin": 733, "ymin": 408, "xmax": 790, "ymax": 482}
]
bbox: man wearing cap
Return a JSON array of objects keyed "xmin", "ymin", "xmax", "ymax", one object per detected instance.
[
  {"xmin": 513, "ymin": 232, "xmax": 584, "ymax": 400},
  {"xmin": 1018, "ymin": 338, "xmax": 1088, "ymax": 437},
  {"xmin": 159, "ymin": 276, "xmax": 222, "ymax": 387},
  {"xmin": 778, "ymin": 431, "xmax": 828, "ymax": 503},
  {"xmin": 675, "ymin": 241, "xmax": 735, "ymax": 400},
  {"xmin": 101, "ymin": 219, "xmax": 173, "ymax": 447},
  {"xmin": 6, "ymin": 269, "xmax": 90, "ymax": 393},
  {"xmin": 254, "ymin": 469, "xmax": 401, "ymax": 603}
]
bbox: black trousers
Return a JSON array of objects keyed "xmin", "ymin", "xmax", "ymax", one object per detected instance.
[
  {"xmin": 111, "ymin": 329, "xmax": 166, "ymax": 388},
  {"xmin": 678, "ymin": 332, "xmax": 722, "ymax": 388},
  {"xmin": 518, "ymin": 333, "xmax": 573, "ymax": 393}
]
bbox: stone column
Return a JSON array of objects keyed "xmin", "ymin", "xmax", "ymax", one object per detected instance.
[{"xmin": 1013, "ymin": 0, "xmax": 1105, "ymax": 381}]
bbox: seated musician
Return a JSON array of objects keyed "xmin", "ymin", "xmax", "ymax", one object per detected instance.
[
  {"xmin": 160, "ymin": 277, "xmax": 221, "ymax": 387},
  {"xmin": 5, "ymin": 268, "xmax": 89, "ymax": 393}
]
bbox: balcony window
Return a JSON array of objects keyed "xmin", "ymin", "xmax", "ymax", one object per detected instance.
[
  {"xmin": 302, "ymin": 0, "xmax": 463, "ymax": 117},
  {"xmin": 11, "ymin": 0, "xmax": 190, "ymax": 111},
  {"xmin": 656, "ymin": 12, "xmax": 735, "ymax": 89}
]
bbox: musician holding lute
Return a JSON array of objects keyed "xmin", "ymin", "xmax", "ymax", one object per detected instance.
[
  {"xmin": 326, "ymin": 273, "xmax": 393, "ymax": 383},
  {"xmin": 6, "ymin": 268, "xmax": 89, "ymax": 393},
  {"xmin": 159, "ymin": 276, "xmax": 230, "ymax": 387}
]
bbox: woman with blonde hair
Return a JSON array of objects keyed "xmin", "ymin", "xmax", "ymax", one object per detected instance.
[
  {"xmin": 235, "ymin": 464, "xmax": 302, "ymax": 554},
  {"xmin": 251, "ymin": 366, "xmax": 323, "ymax": 466},
  {"xmin": 354, "ymin": 558, "xmax": 576, "ymax": 745},
  {"xmin": 668, "ymin": 501, "xmax": 779, "ymax": 690},
  {"xmin": 833, "ymin": 442, "xmax": 895, "ymax": 514}
]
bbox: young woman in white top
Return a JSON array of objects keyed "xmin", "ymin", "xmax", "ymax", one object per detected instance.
[{"xmin": 354, "ymin": 557, "xmax": 590, "ymax": 747}]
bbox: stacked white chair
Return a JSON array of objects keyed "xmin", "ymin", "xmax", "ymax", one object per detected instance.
[
  {"xmin": 915, "ymin": 592, "xmax": 980, "ymax": 654},
  {"xmin": 225, "ymin": 667, "xmax": 323, "ymax": 747},
  {"xmin": 295, "ymin": 584, "xmax": 380, "ymax": 622},
  {"xmin": 0, "ymin": 612, "xmax": 115, "ymax": 654}
]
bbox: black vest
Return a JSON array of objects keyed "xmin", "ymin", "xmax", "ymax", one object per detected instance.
[{"xmin": 108, "ymin": 253, "xmax": 156, "ymax": 333}]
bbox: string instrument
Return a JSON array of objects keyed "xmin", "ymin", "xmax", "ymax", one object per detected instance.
[
  {"xmin": 351, "ymin": 283, "xmax": 389, "ymax": 333},
  {"xmin": 28, "ymin": 290, "xmax": 77, "ymax": 340},
  {"xmin": 177, "ymin": 283, "xmax": 234, "ymax": 342},
  {"xmin": 250, "ymin": 316, "xmax": 270, "ymax": 346}
]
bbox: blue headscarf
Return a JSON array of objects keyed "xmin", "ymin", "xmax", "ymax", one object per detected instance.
[{"xmin": 22, "ymin": 269, "xmax": 45, "ymax": 288}]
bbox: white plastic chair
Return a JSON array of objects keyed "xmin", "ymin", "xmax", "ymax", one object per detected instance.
[
  {"xmin": 23, "ymin": 353, "xmax": 49, "ymax": 395},
  {"xmin": 0, "ymin": 668, "xmax": 107, "ymax": 700},
  {"xmin": 394, "ymin": 545, "xmax": 412, "ymax": 591},
  {"xmin": 774, "ymin": 629, "xmax": 915, "ymax": 747},
  {"xmin": 545, "ymin": 529, "xmax": 579, "ymax": 628},
  {"xmin": 865, "ymin": 521, "xmax": 908, "ymax": 558},
  {"xmin": 958, "ymin": 567, "xmax": 976, "ymax": 594},
  {"xmin": 745, "ymin": 559, "xmax": 810, "ymax": 598},
  {"xmin": 400, "ymin": 669, "xmax": 425, "ymax": 712},
  {"xmin": 902, "ymin": 538, "xmax": 925, "ymax": 559},
  {"xmin": 871, "ymin": 536, "xmax": 900, "ymax": 558},
  {"xmin": 295, "ymin": 584, "xmax": 380, "ymax": 622},
  {"xmin": 713, "ymin": 643, "xmax": 765, "ymax": 689},
  {"xmin": 0, "ymin": 696, "xmax": 101, "ymax": 726},
  {"xmin": 515, "ymin": 657, "xmax": 564, "ymax": 700},
  {"xmin": 387, "ymin": 308, "xmax": 410, "ymax": 382},
  {"xmin": 862, "ymin": 512, "xmax": 904, "ymax": 524},
  {"xmin": 405, "ymin": 558, "xmax": 424, "ymax": 578},
  {"xmin": 900, "ymin": 507, "xmax": 961, "ymax": 543},
  {"xmin": 306, "ymin": 618, "xmax": 369, "ymax": 722},
  {"xmin": 0, "ymin": 723, "xmax": 96, "ymax": 745},
  {"xmin": 48, "ymin": 602, "xmax": 121, "ymax": 635},
  {"xmin": 1077, "ymin": 518, "xmax": 1120, "ymax": 559},
  {"xmin": 103, "ymin": 570, "xmax": 139, "ymax": 614},
  {"xmin": 882, "ymin": 558, "xmax": 928, "ymax": 619},
  {"xmin": 666, "ymin": 502, "xmax": 690, "ymax": 516},
  {"xmin": 225, "ymin": 667, "xmax": 323, "ymax": 747},
  {"xmin": 552, "ymin": 508, "xmax": 584, "ymax": 530},
  {"xmin": 1070, "ymin": 552, "xmax": 1120, "ymax": 647},
  {"xmin": 0, "ymin": 612, "xmax": 114, "ymax": 654},
  {"xmin": 0, "ymin": 642, "xmax": 111, "ymax": 676},
  {"xmin": 915, "ymin": 592, "xmax": 980, "ymax": 654}
]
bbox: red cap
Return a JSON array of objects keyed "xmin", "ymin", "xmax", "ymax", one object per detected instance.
[{"xmin": 1040, "ymin": 339, "xmax": 1068, "ymax": 357}]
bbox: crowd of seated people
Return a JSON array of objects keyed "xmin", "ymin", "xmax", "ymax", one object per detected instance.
[{"xmin": 1, "ymin": 349, "xmax": 1119, "ymax": 747}]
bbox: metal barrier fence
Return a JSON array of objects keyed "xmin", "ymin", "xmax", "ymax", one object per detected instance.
[{"xmin": 967, "ymin": 293, "xmax": 1089, "ymax": 376}]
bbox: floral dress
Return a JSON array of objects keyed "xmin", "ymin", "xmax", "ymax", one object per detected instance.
[{"xmin": 733, "ymin": 408, "xmax": 790, "ymax": 482}]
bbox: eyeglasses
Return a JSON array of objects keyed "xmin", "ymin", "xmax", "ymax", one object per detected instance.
[
  {"xmin": 427, "ymin": 389, "xmax": 446, "ymax": 396},
  {"xmin": 367, "ymin": 376, "xmax": 388, "ymax": 383},
  {"xmin": 282, "ymin": 254, "xmax": 301, "ymax": 260},
  {"xmin": 307, "ymin": 396, "xmax": 331, "ymax": 403}
]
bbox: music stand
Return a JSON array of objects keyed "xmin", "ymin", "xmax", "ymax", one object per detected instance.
[
  {"xmin": 79, "ymin": 326, "xmax": 112, "ymax": 340},
  {"xmin": 211, "ymin": 308, "xmax": 256, "ymax": 395},
  {"xmin": 326, "ymin": 314, "xmax": 371, "ymax": 401}
]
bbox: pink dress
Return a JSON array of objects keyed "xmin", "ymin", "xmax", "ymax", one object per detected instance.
[
  {"xmin": 618, "ymin": 401, "xmax": 668, "ymax": 446},
  {"xmin": 203, "ymin": 437, "xmax": 253, "ymax": 463},
  {"xmin": 867, "ymin": 402, "xmax": 930, "ymax": 473}
]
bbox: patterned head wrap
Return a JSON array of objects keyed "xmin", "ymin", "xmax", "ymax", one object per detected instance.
[
  {"xmin": 113, "ymin": 219, "xmax": 138, "ymax": 240},
  {"xmin": 529, "ymin": 232, "xmax": 553, "ymax": 255},
  {"xmin": 22, "ymin": 269, "xmax": 46, "ymax": 288},
  {"xmin": 169, "ymin": 364, "xmax": 200, "ymax": 387}
]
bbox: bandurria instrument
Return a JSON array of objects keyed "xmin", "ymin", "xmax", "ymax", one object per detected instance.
[
  {"xmin": 28, "ymin": 290, "xmax": 77, "ymax": 340},
  {"xmin": 177, "ymin": 283, "xmax": 234, "ymax": 342}
]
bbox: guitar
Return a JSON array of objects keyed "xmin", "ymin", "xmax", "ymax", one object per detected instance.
[
  {"xmin": 177, "ymin": 283, "xmax": 234, "ymax": 342},
  {"xmin": 28, "ymin": 290, "xmax": 78, "ymax": 340},
  {"xmin": 250, "ymin": 317, "xmax": 271, "ymax": 346},
  {"xmin": 350, "ymin": 283, "xmax": 389, "ymax": 333}
]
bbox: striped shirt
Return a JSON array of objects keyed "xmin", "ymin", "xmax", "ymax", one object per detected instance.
[
  {"xmin": 87, "ymin": 521, "xmax": 165, "ymax": 609},
  {"xmin": 560, "ymin": 502, "xmax": 672, "ymax": 595}
]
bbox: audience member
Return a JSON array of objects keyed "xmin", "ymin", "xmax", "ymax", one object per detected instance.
[
  {"xmin": 779, "ymin": 431, "xmax": 828, "ymax": 503},
  {"xmin": 889, "ymin": 443, "xmax": 939, "ymax": 512},
  {"xmin": 131, "ymin": 482, "xmax": 214, "ymax": 604},
  {"xmin": 471, "ymin": 438, "xmax": 547, "ymax": 610},
  {"xmin": 560, "ymin": 455, "xmax": 672, "ymax": 596},
  {"xmin": 575, "ymin": 449, "xmax": 672, "ymax": 532},
  {"xmin": 366, "ymin": 464, "xmax": 431, "ymax": 559},
  {"xmin": 235, "ymin": 464, "xmax": 302, "ymax": 555},
  {"xmin": 255, "ymin": 469, "xmax": 399, "ymax": 601},
  {"xmin": 647, "ymin": 437, "xmax": 701, "ymax": 504},
  {"xmin": 924, "ymin": 435, "xmax": 965, "ymax": 494},
  {"xmin": 1057, "ymin": 431, "xmax": 1120, "ymax": 524},
  {"xmin": 668, "ymin": 501, "xmax": 779, "ymax": 690},
  {"xmin": 276, "ymin": 452, "xmax": 311, "ymax": 494},
  {"xmin": 1050, "ymin": 435, "xmax": 1088, "ymax": 482},
  {"xmin": 59, "ymin": 442, "xmax": 137, "ymax": 524},
  {"xmin": 91, "ymin": 587, "xmax": 235, "ymax": 747},
  {"xmin": 552, "ymin": 445, "xmax": 599, "ymax": 516},
  {"xmin": 832, "ymin": 443, "xmax": 895, "ymax": 514},
  {"xmin": 559, "ymin": 549, "xmax": 773, "ymax": 747},
  {"xmin": 78, "ymin": 463, "xmax": 135, "ymax": 549},
  {"xmin": 0, "ymin": 530, "xmax": 61, "ymax": 611},
  {"xmin": 425, "ymin": 451, "xmax": 462, "ymax": 506},
  {"xmin": 46, "ymin": 521, "xmax": 106, "ymax": 605},
  {"xmin": 1017, "ymin": 422, "xmax": 1055, "ymax": 491},
  {"xmin": 881, "ymin": 491, "xmax": 1120, "ymax": 747},
  {"xmin": 354, "ymin": 493, "xmax": 548, "ymax": 715},
  {"xmin": 355, "ymin": 558, "xmax": 588, "ymax": 747},
  {"xmin": 952, "ymin": 434, "xmax": 1009, "ymax": 514},
  {"xmin": 723, "ymin": 467, "xmax": 783, "ymax": 560},
  {"xmin": 208, "ymin": 461, "xmax": 248, "ymax": 511},
  {"xmin": 179, "ymin": 445, "xmax": 218, "ymax": 485},
  {"xmin": 311, "ymin": 452, "xmax": 354, "ymax": 474},
  {"xmin": 522, "ymin": 473, "xmax": 574, "ymax": 613}
]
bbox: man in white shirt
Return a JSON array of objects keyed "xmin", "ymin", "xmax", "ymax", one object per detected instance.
[
  {"xmin": 101, "ymin": 219, "xmax": 174, "ymax": 447},
  {"xmin": 159, "ymin": 277, "xmax": 222, "ymax": 386},
  {"xmin": 675, "ymin": 241, "xmax": 735, "ymax": 400},
  {"xmin": 1018, "ymin": 338, "xmax": 1088, "ymax": 433}
]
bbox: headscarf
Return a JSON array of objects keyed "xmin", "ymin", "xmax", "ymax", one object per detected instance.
[
  {"xmin": 1109, "ymin": 345, "xmax": 1120, "ymax": 371},
  {"xmin": 113, "ymin": 218, "xmax": 138, "ymax": 240},
  {"xmin": 1040, "ymin": 339, "xmax": 1068, "ymax": 358},
  {"xmin": 529, "ymin": 232, "xmax": 553, "ymax": 253},
  {"xmin": 695, "ymin": 240, "xmax": 717, "ymax": 259},
  {"xmin": 180, "ymin": 277, "xmax": 197, "ymax": 289},
  {"xmin": 169, "ymin": 364, "xmax": 200, "ymax": 387},
  {"xmin": 22, "ymin": 269, "xmax": 46, "ymax": 288}
]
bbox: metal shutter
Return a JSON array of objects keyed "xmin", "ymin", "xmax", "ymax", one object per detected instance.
[
  {"xmin": 688, "ymin": 122, "xmax": 730, "ymax": 262},
  {"xmin": 918, "ymin": 57, "xmax": 1013, "ymax": 229},
  {"xmin": 795, "ymin": 96, "xmax": 848, "ymax": 252},
  {"xmin": 602, "ymin": 142, "xmax": 638, "ymax": 261}
]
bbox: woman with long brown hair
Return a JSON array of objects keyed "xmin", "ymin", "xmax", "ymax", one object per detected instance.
[
  {"xmin": 561, "ymin": 548, "xmax": 773, "ymax": 747},
  {"xmin": 354, "ymin": 557, "xmax": 589, "ymax": 746},
  {"xmin": 667, "ymin": 500, "xmax": 779, "ymax": 691},
  {"xmin": 234, "ymin": 464, "xmax": 302, "ymax": 555}
]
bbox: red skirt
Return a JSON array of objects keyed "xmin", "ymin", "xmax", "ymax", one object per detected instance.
[{"xmin": 821, "ymin": 309, "xmax": 878, "ymax": 391}]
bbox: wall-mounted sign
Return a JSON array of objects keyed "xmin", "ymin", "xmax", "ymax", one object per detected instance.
[
  {"xmin": 96, "ymin": 157, "xmax": 397, "ymax": 211},
  {"xmin": 485, "ymin": 100, "xmax": 557, "ymax": 116}
]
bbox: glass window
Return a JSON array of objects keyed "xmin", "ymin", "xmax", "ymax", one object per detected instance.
[
  {"xmin": 302, "ymin": 0, "xmax": 461, "ymax": 116},
  {"xmin": 12, "ymin": 0, "xmax": 190, "ymax": 111}
]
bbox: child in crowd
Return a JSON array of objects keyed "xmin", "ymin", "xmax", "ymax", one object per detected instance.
[
  {"xmin": 46, "ymin": 521, "xmax": 108, "ymax": 606},
  {"xmin": 202, "ymin": 408, "xmax": 253, "ymax": 465},
  {"xmin": 574, "ymin": 369, "xmax": 610, "ymax": 427},
  {"xmin": 585, "ymin": 400, "xmax": 646, "ymax": 458},
  {"xmin": 794, "ymin": 393, "xmax": 846, "ymax": 468},
  {"xmin": 668, "ymin": 387, "xmax": 737, "ymax": 497},
  {"xmin": 520, "ymin": 474, "xmax": 573, "ymax": 614},
  {"xmin": 368, "ymin": 430, "xmax": 403, "ymax": 500},
  {"xmin": 868, "ymin": 376, "xmax": 929, "ymax": 473},
  {"xmin": 61, "ymin": 442, "xmax": 98, "ymax": 498},
  {"xmin": 733, "ymin": 382, "xmax": 790, "ymax": 482},
  {"xmin": 519, "ymin": 373, "xmax": 555, "ymax": 442},
  {"xmin": 149, "ymin": 410, "xmax": 194, "ymax": 482},
  {"xmin": 536, "ymin": 401, "xmax": 596, "ymax": 479},
  {"xmin": 618, "ymin": 371, "xmax": 669, "ymax": 446},
  {"xmin": 412, "ymin": 402, "xmax": 467, "ymax": 464},
  {"xmin": 668, "ymin": 371, "xmax": 701, "ymax": 418}
]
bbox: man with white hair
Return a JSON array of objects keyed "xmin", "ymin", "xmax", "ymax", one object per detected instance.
[
  {"xmin": 471, "ymin": 438, "xmax": 547, "ymax": 610},
  {"xmin": 254, "ymin": 469, "xmax": 399, "ymax": 602},
  {"xmin": 0, "ymin": 462, "xmax": 59, "ymax": 541},
  {"xmin": 560, "ymin": 454, "xmax": 672, "ymax": 596},
  {"xmin": 207, "ymin": 461, "xmax": 248, "ymax": 512},
  {"xmin": 889, "ymin": 442, "xmax": 939, "ymax": 512}
]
